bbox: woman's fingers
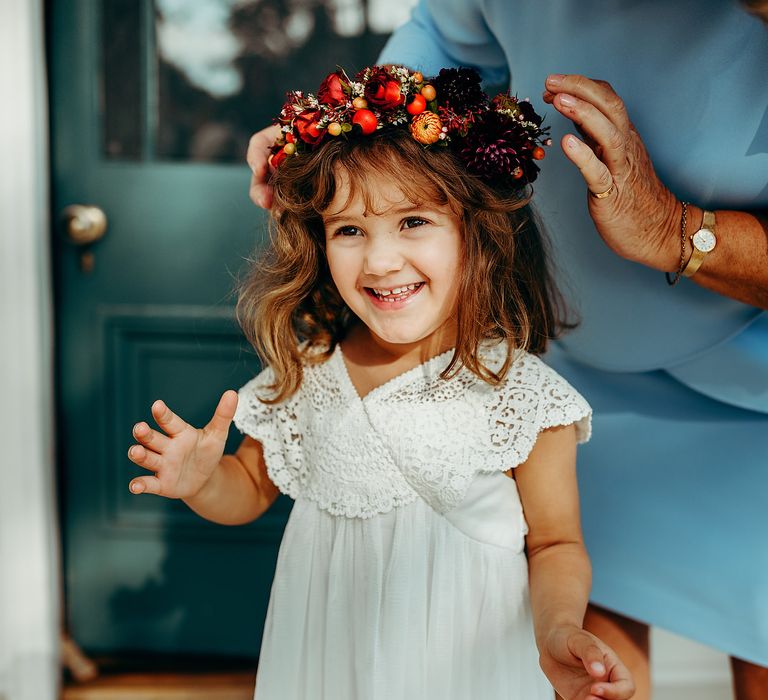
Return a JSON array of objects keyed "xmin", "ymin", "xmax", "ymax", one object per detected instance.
[
  {"xmin": 151, "ymin": 399, "xmax": 188, "ymax": 437},
  {"xmin": 545, "ymin": 74, "xmax": 631, "ymax": 133},
  {"xmin": 246, "ymin": 124, "xmax": 281, "ymax": 208},
  {"xmin": 552, "ymin": 93, "xmax": 627, "ymax": 176},
  {"xmin": 562, "ymin": 134, "xmax": 615, "ymax": 198}
]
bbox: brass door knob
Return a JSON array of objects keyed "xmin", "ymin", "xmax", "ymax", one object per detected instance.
[{"xmin": 62, "ymin": 204, "xmax": 108, "ymax": 245}]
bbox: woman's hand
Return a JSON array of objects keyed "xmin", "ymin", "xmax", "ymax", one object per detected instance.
[
  {"xmin": 540, "ymin": 624, "xmax": 635, "ymax": 700},
  {"xmin": 544, "ymin": 73, "xmax": 681, "ymax": 273},
  {"xmin": 127, "ymin": 390, "xmax": 238, "ymax": 499},
  {"xmin": 247, "ymin": 124, "xmax": 282, "ymax": 208}
]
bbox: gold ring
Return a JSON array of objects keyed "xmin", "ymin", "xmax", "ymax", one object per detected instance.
[{"xmin": 591, "ymin": 183, "xmax": 615, "ymax": 199}]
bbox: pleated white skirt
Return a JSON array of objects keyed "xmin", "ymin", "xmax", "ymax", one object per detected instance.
[{"xmin": 253, "ymin": 473, "xmax": 552, "ymax": 699}]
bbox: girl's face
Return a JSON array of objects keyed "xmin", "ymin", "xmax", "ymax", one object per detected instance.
[{"xmin": 323, "ymin": 167, "xmax": 462, "ymax": 354}]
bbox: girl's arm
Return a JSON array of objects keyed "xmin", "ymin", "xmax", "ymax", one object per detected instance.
[
  {"xmin": 183, "ymin": 437, "xmax": 280, "ymax": 525},
  {"xmin": 515, "ymin": 424, "xmax": 634, "ymax": 700}
]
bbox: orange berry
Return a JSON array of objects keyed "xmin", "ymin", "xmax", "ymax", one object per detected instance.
[
  {"xmin": 327, "ymin": 122, "xmax": 342, "ymax": 136},
  {"xmin": 352, "ymin": 97, "xmax": 368, "ymax": 110},
  {"xmin": 283, "ymin": 142, "xmax": 296, "ymax": 155},
  {"xmin": 412, "ymin": 71, "xmax": 424, "ymax": 84},
  {"xmin": 406, "ymin": 94, "xmax": 427, "ymax": 115},
  {"xmin": 532, "ymin": 146, "xmax": 546, "ymax": 160},
  {"xmin": 420, "ymin": 84, "xmax": 436, "ymax": 101},
  {"xmin": 352, "ymin": 109, "xmax": 378, "ymax": 135}
]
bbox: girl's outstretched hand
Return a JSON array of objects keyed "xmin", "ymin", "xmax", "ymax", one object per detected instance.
[
  {"xmin": 540, "ymin": 624, "xmax": 635, "ymax": 700},
  {"xmin": 127, "ymin": 390, "xmax": 238, "ymax": 499}
]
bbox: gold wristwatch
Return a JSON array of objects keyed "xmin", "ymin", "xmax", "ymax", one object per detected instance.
[{"xmin": 682, "ymin": 210, "xmax": 717, "ymax": 278}]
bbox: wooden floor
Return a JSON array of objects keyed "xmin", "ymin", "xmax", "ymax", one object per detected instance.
[{"xmin": 62, "ymin": 671, "xmax": 256, "ymax": 700}]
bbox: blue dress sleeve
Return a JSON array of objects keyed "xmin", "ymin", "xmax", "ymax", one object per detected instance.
[{"xmin": 377, "ymin": 0, "xmax": 510, "ymax": 86}]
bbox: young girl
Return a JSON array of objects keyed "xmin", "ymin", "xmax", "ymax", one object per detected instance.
[{"xmin": 127, "ymin": 66, "xmax": 634, "ymax": 700}]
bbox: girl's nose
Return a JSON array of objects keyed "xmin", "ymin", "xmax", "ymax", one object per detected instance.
[{"xmin": 362, "ymin": 238, "xmax": 404, "ymax": 277}]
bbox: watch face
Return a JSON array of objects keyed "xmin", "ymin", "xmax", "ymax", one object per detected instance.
[{"xmin": 693, "ymin": 229, "xmax": 716, "ymax": 253}]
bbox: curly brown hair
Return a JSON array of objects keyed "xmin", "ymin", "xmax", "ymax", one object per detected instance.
[{"xmin": 236, "ymin": 129, "xmax": 575, "ymax": 403}]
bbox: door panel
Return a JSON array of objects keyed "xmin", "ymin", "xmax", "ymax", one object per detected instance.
[{"xmin": 51, "ymin": 0, "xmax": 409, "ymax": 656}]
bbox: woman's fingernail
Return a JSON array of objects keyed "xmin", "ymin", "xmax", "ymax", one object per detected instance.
[
  {"xmin": 130, "ymin": 482, "xmax": 143, "ymax": 494},
  {"xmin": 591, "ymin": 661, "xmax": 606, "ymax": 675},
  {"xmin": 559, "ymin": 93, "xmax": 577, "ymax": 107},
  {"xmin": 547, "ymin": 74, "xmax": 564, "ymax": 87},
  {"xmin": 566, "ymin": 136, "xmax": 579, "ymax": 150}
]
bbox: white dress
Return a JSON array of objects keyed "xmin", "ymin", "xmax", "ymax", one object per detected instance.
[{"xmin": 233, "ymin": 339, "xmax": 592, "ymax": 700}]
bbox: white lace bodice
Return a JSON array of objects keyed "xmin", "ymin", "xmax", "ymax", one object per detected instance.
[{"xmin": 233, "ymin": 340, "xmax": 591, "ymax": 519}]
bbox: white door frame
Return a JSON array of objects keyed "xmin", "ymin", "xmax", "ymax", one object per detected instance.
[{"xmin": 0, "ymin": 2, "xmax": 60, "ymax": 699}]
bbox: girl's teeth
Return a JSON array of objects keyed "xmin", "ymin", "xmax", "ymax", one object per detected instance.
[{"xmin": 370, "ymin": 282, "xmax": 422, "ymax": 301}]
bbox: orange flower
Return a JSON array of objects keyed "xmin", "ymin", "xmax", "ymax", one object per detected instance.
[{"xmin": 409, "ymin": 112, "xmax": 443, "ymax": 145}]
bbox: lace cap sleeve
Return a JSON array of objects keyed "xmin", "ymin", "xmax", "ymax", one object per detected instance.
[
  {"xmin": 233, "ymin": 365, "xmax": 306, "ymax": 499},
  {"xmin": 533, "ymin": 358, "xmax": 592, "ymax": 444},
  {"xmin": 483, "ymin": 352, "xmax": 592, "ymax": 473}
]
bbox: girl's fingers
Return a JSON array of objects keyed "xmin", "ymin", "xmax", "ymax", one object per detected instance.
[
  {"xmin": 591, "ymin": 651, "xmax": 636, "ymax": 699},
  {"xmin": 129, "ymin": 475, "xmax": 162, "ymax": 495},
  {"xmin": 127, "ymin": 444, "xmax": 161, "ymax": 472},
  {"xmin": 205, "ymin": 390, "xmax": 238, "ymax": 439},
  {"xmin": 151, "ymin": 399, "xmax": 188, "ymax": 437},
  {"xmin": 553, "ymin": 93, "xmax": 627, "ymax": 176},
  {"xmin": 590, "ymin": 677, "xmax": 636, "ymax": 699},
  {"xmin": 562, "ymin": 134, "xmax": 615, "ymax": 198},
  {"xmin": 545, "ymin": 74, "xmax": 631, "ymax": 133},
  {"xmin": 566, "ymin": 634, "xmax": 608, "ymax": 679},
  {"xmin": 132, "ymin": 421, "xmax": 170, "ymax": 452}
]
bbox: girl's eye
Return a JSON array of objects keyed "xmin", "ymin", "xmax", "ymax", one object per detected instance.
[
  {"xmin": 403, "ymin": 217, "xmax": 428, "ymax": 229},
  {"xmin": 335, "ymin": 226, "xmax": 362, "ymax": 237}
]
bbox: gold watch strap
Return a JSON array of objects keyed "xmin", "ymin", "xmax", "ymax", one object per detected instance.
[{"xmin": 682, "ymin": 210, "xmax": 716, "ymax": 278}]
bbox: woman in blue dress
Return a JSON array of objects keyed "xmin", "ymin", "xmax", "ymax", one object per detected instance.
[{"xmin": 247, "ymin": 2, "xmax": 768, "ymax": 697}]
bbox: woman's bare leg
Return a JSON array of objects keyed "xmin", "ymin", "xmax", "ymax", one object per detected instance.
[
  {"xmin": 556, "ymin": 604, "xmax": 650, "ymax": 700},
  {"xmin": 731, "ymin": 656, "xmax": 768, "ymax": 700}
]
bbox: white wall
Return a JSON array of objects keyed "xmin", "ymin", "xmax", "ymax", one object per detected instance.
[
  {"xmin": 0, "ymin": 2, "xmax": 60, "ymax": 700},
  {"xmin": 653, "ymin": 628, "xmax": 732, "ymax": 699}
]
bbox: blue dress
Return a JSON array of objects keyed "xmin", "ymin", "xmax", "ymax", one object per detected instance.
[{"xmin": 380, "ymin": 0, "xmax": 768, "ymax": 665}]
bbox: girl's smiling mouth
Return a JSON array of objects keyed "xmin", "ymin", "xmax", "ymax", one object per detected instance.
[{"xmin": 364, "ymin": 282, "xmax": 425, "ymax": 308}]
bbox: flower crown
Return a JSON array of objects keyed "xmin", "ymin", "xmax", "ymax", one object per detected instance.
[{"xmin": 269, "ymin": 65, "xmax": 551, "ymax": 185}]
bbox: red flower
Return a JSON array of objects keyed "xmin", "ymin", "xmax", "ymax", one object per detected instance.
[
  {"xmin": 294, "ymin": 110, "xmax": 324, "ymax": 145},
  {"xmin": 318, "ymin": 72, "xmax": 347, "ymax": 106},
  {"xmin": 364, "ymin": 71, "xmax": 403, "ymax": 109},
  {"xmin": 269, "ymin": 147, "xmax": 288, "ymax": 168}
]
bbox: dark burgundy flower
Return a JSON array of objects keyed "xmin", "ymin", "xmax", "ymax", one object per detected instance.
[
  {"xmin": 456, "ymin": 111, "xmax": 540, "ymax": 183},
  {"xmin": 294, "ymin": 110, "xmax": 324, "ymax": 145},
  {"xmin": 364, "ymin": 68, "xmax": 403, "ymax": 109},
  {"xmin": 318, "ymin": 71, "xmax": 347, "ymax": 106},
  {"xmin": 433, "ymin": 67, "xmax": 487, "ymax": 111}
]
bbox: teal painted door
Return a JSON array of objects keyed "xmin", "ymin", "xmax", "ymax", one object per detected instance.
[{"xmin": 51, "ymin": 0, "xmax": 397, "ymax": 656}]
